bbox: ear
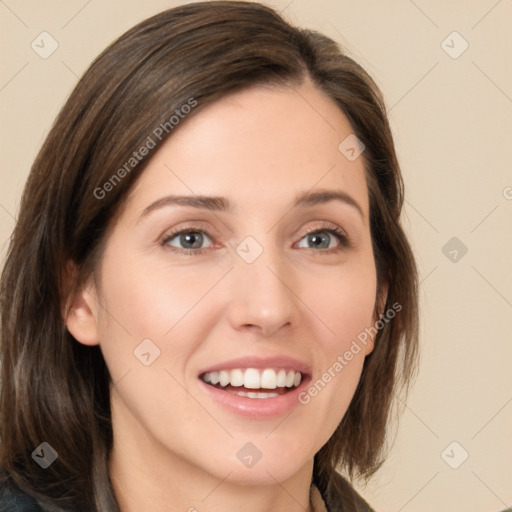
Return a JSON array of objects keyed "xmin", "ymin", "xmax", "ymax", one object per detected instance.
[
  {"xmin": 62, "ymin": 261, "xmax": 101, "ymax": 346},
  {"xmin": 374, "ymin": 281, "xmax": 389, "ymax": 322}
]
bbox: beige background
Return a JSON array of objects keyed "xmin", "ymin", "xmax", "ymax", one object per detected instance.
[{"xmin": 1, "ymin": 1, "xmax": 511, "ymax": 511}]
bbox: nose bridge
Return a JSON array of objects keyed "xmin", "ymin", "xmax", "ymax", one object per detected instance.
[{"xmin": 227, "ymin": 236, "xmax": 296, "ymax": 335}]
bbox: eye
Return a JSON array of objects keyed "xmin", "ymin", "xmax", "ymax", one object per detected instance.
[
  {"xmin": 161, "ymin": 228, "xmax": 213, "ymax": 254},
  {"xmin": 296, "ymin": 224, "xmax": 348, "ymax": 252},
  {"xmin": 160, "ymin": 222, "xmax": 350, "ymax": 256}
]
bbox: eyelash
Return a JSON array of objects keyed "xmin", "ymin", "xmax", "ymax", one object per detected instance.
[{"xmin": 160, "ymin": 222, "xmax": 350, "ymax": 256}]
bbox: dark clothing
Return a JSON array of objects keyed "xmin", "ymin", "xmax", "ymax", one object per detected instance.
[{"xmin": 0, "ymin": 482, "xmax": 45, "ymax": 511}]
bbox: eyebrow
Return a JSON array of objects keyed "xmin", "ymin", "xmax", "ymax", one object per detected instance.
[{"xmin": 138, "ymin": 188, "xmax": 364, "ymax": 222}]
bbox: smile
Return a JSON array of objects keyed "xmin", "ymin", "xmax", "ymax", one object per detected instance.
[
  {"xmin": 197, "ymin": 356, "xmax": 311, "ymax": 418},
  {"xmin": 200, "ymin": 368, "xmax": 302, "ymax": 398}
]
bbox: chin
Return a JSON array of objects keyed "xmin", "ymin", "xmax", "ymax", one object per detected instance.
[
  {"xmin": 206, "ymin": 439, "xmax": 313, "ymax": 486},
  {"xmin": 227, "ymin": 461, "xmax": 308, "ymax": 486}
]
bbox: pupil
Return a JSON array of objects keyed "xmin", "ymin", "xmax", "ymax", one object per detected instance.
[
  {"xmin": 182, "ymin": 232, "xmax": 202, "ymax": 249},
  {"xmin": 309, "ymin": 233, "xmax": 329, "ymax": 249}
]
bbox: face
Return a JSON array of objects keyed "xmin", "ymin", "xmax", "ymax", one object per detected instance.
[{"xmin": 68, "ymin": 80, "xmax": 380, "ymax": 487}]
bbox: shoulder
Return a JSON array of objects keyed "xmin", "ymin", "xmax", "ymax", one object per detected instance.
[
  {"xmin": 320, "ymin": 470, "xmax": 376, "ymax": 512},
  {"xmin": 0, "ymin": 480, "xmax": 45, "ymax": 512}
]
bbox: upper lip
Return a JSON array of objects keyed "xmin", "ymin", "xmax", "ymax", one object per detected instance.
[{"xmin": 198, "ymin": 356, "xmax": 312, "ymax": 376}]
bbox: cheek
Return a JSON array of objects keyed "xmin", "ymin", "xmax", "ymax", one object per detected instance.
[
  {"xmin": 94, "ymin": 251, "xmax": 221, "ymax": 451},
  {"xmin": 95, "ymin": 248, "xmax": 226, "ymax": 345},
  {"xmin": 306, "ymin": 255, "xmax": 377, "ymax": 354},
  {"xmin": 294, "ymin": 253, "xmax": 377, "ymax": 422}
]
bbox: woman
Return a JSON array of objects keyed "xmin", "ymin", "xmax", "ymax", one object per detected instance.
[{"xmin": 0, "ymin": 2, "xmax": 419, "ymax": 511}]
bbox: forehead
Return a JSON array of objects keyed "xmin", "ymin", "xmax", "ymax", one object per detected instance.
[{"xmin": 125, "ymin": 81, "xmax": 369, "ymax": 219}]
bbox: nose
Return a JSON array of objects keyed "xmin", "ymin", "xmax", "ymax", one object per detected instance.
[{"xmin": 225, "ymin": 245, "xmax": 297, "ymax": 338}]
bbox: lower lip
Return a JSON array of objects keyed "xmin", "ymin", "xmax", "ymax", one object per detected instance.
[{"xmin": 198, "ymin": 378, "xmax": 310, "ymax": 419}]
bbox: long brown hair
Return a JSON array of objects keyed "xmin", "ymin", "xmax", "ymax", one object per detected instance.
[{"xmin": 0, "ymin": 2, "xmax": 419, "ymax": 510}]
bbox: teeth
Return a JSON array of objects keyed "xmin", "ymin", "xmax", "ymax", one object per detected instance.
[
  {"xmin": 244, "ymin": 368, "xmax": 260, "ymax": 389},
  {"xmin": 234, "ymin": 391, "xmax": 280, "ymax": 398},
  {"xmin": 260, "ymin": 369, "xmax": 276, "ymax": 389},
  {"xmin": 230, "ymin": 369, "xmax": 244, "ymax": 387},
  {"xmin": 219, "ymin": 370, "xmax": 230, "ymax": 387},
  {"xmin": 201, "ymin": 368, "xmax": 303, "ymax": 390}
]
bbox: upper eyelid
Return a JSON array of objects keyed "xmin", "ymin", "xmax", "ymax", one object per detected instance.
[
  {"xmin": 162, "ymin": 223, "xmax": 345, "ymax": 238},
  {"xmin": 161, "ymin": 223, "xmax": 348, "ymax": 248}
]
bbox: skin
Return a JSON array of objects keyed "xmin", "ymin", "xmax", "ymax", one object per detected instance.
[{"xmin": 66, "ymin": 79, "xmax": 382, "ymax": 512}]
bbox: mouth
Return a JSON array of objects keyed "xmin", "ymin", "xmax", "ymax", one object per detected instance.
[
  {"xmin": 197, "ymin": 356, "xmax": 312, "ymax": 418},
  {"xmin": 199, "ymin": 368, "xmax": 305, "ymax": 399}
]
